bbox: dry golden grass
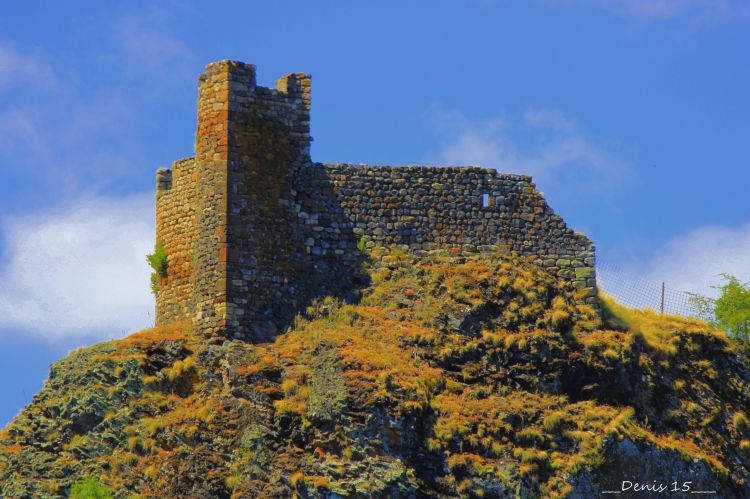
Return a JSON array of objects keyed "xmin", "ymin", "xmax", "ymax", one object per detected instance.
[
  {"xmin": 115, "ymin": 321, "xmax": 194, "ymax": 350},
  {"xmin": 5, "ymin": 252, "xmax": 745, "ymax": 498},
  {"xmin": 598, "ymin": 293, "xmax": 726, "ymax": 355},
  {"xmin": 2, "ymin": 444, "xmax": 22, "ymax": 455}
]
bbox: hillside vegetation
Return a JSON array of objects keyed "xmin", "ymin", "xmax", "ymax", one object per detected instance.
[{"xmin": 1, "ymin": 251, "xmax": 749, "ymax": 497}]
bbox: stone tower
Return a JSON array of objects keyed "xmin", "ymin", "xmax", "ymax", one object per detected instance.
[{"xmin": 154, "ymin": 60, "xmax": 597, "ymax": 342}]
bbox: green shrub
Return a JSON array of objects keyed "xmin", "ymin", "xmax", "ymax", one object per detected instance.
[
  {"xmin": 150, "ymin": 273, "xmax": 160, "ymax": 295},
  {"xmin": 147, "ymin": 242, "xmax": 168, "ymax": 295},
  {"xmin": 70, "ymin": 476, "xmax": 111, "ymax": 499},
  {"xmin": 356, "ymin": 235, "xmax": 367, "ymax": 254},
  {"xmin": 147, "ymin": 242, "xmax": 168, "ymax": 277}
]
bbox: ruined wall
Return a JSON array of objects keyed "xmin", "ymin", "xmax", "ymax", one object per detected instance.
[
  {"xmin": 155, "ymin": 157, "xmax": 197, "ymax": 325},
  {"xmin": 294, "ymin": 164, "xmax": 596, "ymax": 292},
  {"xmin": 154, "ymin": 60, "xmax": 597, "ymax": 342}
]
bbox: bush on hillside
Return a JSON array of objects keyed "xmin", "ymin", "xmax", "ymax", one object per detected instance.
[{"xmin": 70, "ymin": 476, "xmax": 111, "ymax": 499}]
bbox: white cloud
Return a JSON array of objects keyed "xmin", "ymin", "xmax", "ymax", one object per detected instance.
[
  {"xmin": 642, "ymin": 223, "xmax": 750, "ymax": 297},
  {"xmin": 0, "ymin": 194, "xmax": 155, "ymax": 341},
  {"xmin": 431, "ymin": 107, "xmax": 633, "ymax": 192},
  {"xmin": 597, "ymin": 222, "xmax": 750, "ymax": 315}
]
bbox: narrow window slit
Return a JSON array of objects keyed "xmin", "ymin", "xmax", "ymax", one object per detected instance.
[{"xmin": 481, "ymin": 193, "xmax": 491, "ymax": 207}]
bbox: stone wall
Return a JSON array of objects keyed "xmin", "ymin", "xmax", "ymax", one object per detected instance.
[
  {"xmin": 191, "ymin": 61, "xmax": 232, "ymax": 338},
  {"xmin": 295, "ymin": 163, "xmax": 595, "ymax": 287},
  {"xmin": 154, "ymin": 60, "xmax": 597, "ymax": 342},
  {"xmin": 224, "ymin": 65, "xmax": 312, "ymax": 341},
  {"xmin": 155, "ymin": 157, "xmax": 196, "ymax": 325}
]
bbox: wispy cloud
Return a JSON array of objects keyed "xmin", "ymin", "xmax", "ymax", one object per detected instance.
[
  {"xmin": 116, "ymin": 10, "xmax": 194, "ymax": 79},
  {"xmin": 0, "ymin": 194, "xmax": 155, "ymax": 341},
  {"xmin": 0, "ymin": 38, "xmax": 146, "ymax": 200},
  {"xmin": 553, "ymin": 0, "xmax": 750, "ymax": 20},
  {"xmin": 639, "ymin": 222, "xmax": 750, "ymax": 297},
  {"xmin": 0, "ymin": 94, "xmax": 140, "ymax": 196},
  {"xmin": 0, "ymin": 4, "xmax": 195, "ymax": 198},
  {"xmin": 523, "ymin": 108, "xmax": 578, "ymax": 133},
  {"xmin": 597, "ymin": 221, "xmax": 750, "ymax": 317},
  {"xmin": 430, "ymin": 107, "xmax": 633, "ymax": 193},
  {"xmin": 0, "ymin": 44, "xmax": 56, "ymax": 90}
]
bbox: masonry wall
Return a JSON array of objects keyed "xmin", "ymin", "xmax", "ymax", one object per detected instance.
[
  {"xmin": 180, "ymin": 60, "xmax": 316, "ymax": 340},
  {"xmin": 154, "ymin": 60, "xmax": 598, "ymax": 342},
  {"xmin": 191, "ymin": 61, "xmax": 232, "ymax": 337},
  {"xmin": 155, "ymin": 157, "xmax": 197, "ymax": 325},
  {"xmin": 294, "ymin": 164, "xmax": 596, "ymax": 289},
  {"xmin": 224, "ymin": 67, "xmax": 312, "ymax": 341}
]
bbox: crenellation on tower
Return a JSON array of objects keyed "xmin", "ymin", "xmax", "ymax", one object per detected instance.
[{"xmin": 154, "ymin": 60, "xmax": 598, "ymax": 342}]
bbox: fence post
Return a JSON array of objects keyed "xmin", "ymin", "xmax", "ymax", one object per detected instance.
[{"xmin": 661, "ymin": 282, "xmax": 665, "ymax": 316}]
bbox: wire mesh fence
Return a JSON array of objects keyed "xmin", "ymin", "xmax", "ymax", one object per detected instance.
[{"xmin": 595, "ymin": 261, "xmax": 715, "ymax": 321}]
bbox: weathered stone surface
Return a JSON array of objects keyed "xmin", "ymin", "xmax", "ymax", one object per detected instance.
[{"xmin": 568, "ymin": 438, "xmax": 743, "ymax": 498}]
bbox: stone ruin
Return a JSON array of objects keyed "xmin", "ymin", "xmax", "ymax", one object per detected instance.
[{"xmin": 154, "ymin": 60, "xmax": 596, "ymax": 341}]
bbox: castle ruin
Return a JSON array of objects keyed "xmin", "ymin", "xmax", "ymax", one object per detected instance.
[{"xmin": 154, "ymin": 60, "xmax": 597, "ymax": 341}]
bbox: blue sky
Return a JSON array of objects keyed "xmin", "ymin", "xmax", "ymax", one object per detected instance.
[{"xmin": 1, "ymin": 0, "xmax": 749, "ymax": 425}]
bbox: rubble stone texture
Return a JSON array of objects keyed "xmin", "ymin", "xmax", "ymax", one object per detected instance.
[{"xmin": 155, "ymin": 60, "xmax": 597, "ymax": 341}]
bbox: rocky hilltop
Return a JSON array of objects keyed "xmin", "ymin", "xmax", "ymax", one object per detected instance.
[{"xmin": 2, "ymin": 251, "xmax": 749, "ymax": 498}]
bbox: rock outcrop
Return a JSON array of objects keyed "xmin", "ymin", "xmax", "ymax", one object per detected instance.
[{"xmin": 2, "ymin": 252, "xmax": 748, "ymax": 498}]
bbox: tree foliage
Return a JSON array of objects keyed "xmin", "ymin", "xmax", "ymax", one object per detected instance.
[
  {"xmin": 714, "ymin": 274, "xmax": 750, "ymax": 346},
  {"xmin": 689, "ymin": 274, "xmax": 750, "ymax": 347}
]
